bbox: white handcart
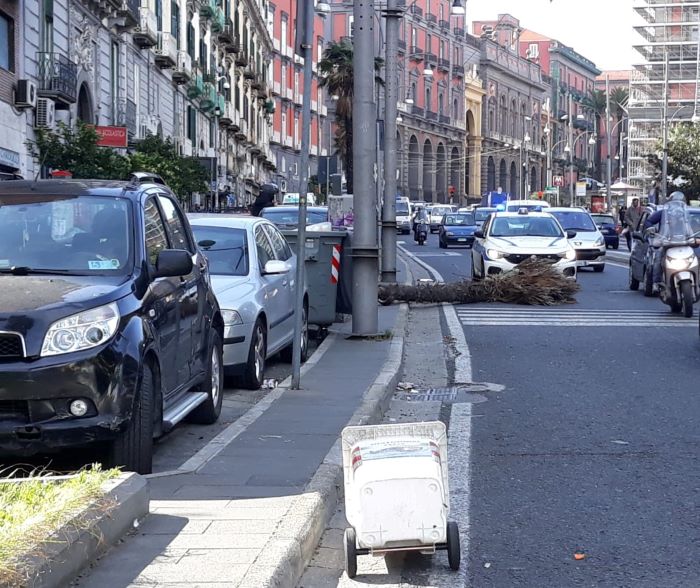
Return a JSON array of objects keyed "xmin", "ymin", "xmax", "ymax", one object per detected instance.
[{"xmin": 340, "ymin": 421, "xmax": 460, "ymax": 578}]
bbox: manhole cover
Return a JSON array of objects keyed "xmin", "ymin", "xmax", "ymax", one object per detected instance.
[{"xmin": 396, "ymin": 386, "xmax": 488, "ymax": 404}]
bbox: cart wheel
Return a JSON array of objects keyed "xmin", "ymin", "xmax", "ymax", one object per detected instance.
[
  {"xmin": 344, "ymin": 527, "xmax": 358, "ymax": 579},
  {"xmin": 447, "ymin": 521, "xmax": 461, "ymax": 571}
]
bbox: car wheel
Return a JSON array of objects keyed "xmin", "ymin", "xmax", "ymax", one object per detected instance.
[
  {"xmin": 593, "ymin": 264, "xmax": 605, "ymax": 273},
  {"xmin": 447, "ymin": 521, "xmax": 461, "ymax": 571},
  {"xmin": 344, "ymin": 527, "xmax": 358, "ymax": 579},
  {"xmin": 281, "ymin": 303, "xmax": 309, "ymax": 363},
  {"xmin": 613, "ymin": 243, "xmax": 619, "ymax": 250},
  {"xmin": 629, "ymin": 264, "xmax": 640, "ymax": 291},
  {"xmin": 187, "ymin": 331, "xmax": 224, "ymax": 424},
  {"xmin": 471, "ymin": 257, "xmax": 481, "ymax": 281},
  {"xmin": 643, "ymin": 267, "xmax": 654, "ymax": 297},
  {"xmin": 106, "ymin": 363, "xmax": 155, "ymax": 475},
  {"xmin": 242, "ymin": 320, "xmax": 266, "ymax": 390}
]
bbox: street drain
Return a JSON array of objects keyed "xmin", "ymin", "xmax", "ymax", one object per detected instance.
[{"xmin": 396, "ymin": 385, "xmax": 489, "ymax": 404}]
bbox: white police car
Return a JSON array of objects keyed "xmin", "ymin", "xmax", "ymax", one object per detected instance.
[{"xmin": 471, "ymin": 209, "xmax": 577, "ymax": 280}]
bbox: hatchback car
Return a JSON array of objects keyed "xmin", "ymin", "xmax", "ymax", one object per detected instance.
[
  {"xmin": 429, "ymin": 205, "xmax": 453, "ymax": 233},
  {"xmin": 438, "ymin": 212, "xmax": 477, "ymax": 248},
  {"xmin": 590, "ymin": 213, "xmax": 620, "ymax": 250},
  {"xmin": 471, "ymin": 210, "xmax": 577, "ymax": 279},
  {"xmin": 548, "ymin": 207, "xmax": 606, "ymax": 272},
  {"xmin": 0, "ymin": 179, "xmax": 224, "ymax": 474},
  {"xmin": 189, "ymin": 215, "xmax": 308, "ymax": 390}
]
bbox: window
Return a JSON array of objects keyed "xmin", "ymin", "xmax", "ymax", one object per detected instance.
[
  {"xmin": 255, "ymin": 225, "xmax": 275, "ymax": 269},
  {"xmin": 425, "ymin": 87, "xmax": 431, "ymax": 112},
  {"xmin": 110, "ymin": 42, "xmax": 119, "ymax": 125},
  {"xmin": 281, "ymin": 15, "xmax": 288, "ymax": 49},
  {"xmin": 426, "ymin": 34, "xmax": 432, "ymax": 53},
  {"xmin": 294, "ymin": 70, "xmax": 299, "ymax": 95},
  {"xmin": 41, "ymin": 0, "xmax": 54, "ymax": 54},
  {"xmin": 317, "ymin": 38, "xmax": 323, "ymax": 62},
  {"xmin": 199, "ymin": 38, "xmax": 207, "ymax": 70},
  {"xmin": 411, "ymin": 26, "xmax": 417, "ymax": 47},
  {"xmin": 0, "ymin": 12, "xmax": 13, "ymax": 71},
  {"xmin": 281, "ymin": 111, "xmax": 287, "ymax": 137},
  {"xmin": 187, "ymin": 21, "xmax": 195, "ymax": 60},
  {"xmin": 281, "ymin": 62, "xmax": 287, "ymax": 90},
  {"xmin": 171, "ymin": 2, "xmax": 180, "ymax": 48},
  {"xmin": 190, "ymin": 226, "xmax": 249, "ymax": 276},
  {"xmin": 158, "ymin": 196, "xmax": 192, "ymax": 252},
  {"xmin": 438, "ymin": 92, "xmax": 443, "ymax": 115},
  {"xmin": 187, "ymin": 105, "xmax": 196, "ymax": 142},
  {"xmin": 263, "ymin": 225, "xmax": 292, "ymax": 260},
  {"xmin": 439, "ymin": 40, "xmax": 445, "ymax": 60},
  {"xmin": 144, "ymin": 199, "xmax": 169, "ymax": 266},
  {"xmin": 155, "ymin": 0, "xmax": 162, "ymax": 31}
]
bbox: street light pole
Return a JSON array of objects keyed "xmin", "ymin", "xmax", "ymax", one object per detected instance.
[
  {"xmin": 352, "ymin": 0, "xmax": 379, "ymax": 335},
  {"xmin": 380, "ymin": 0, "xmax": 400, "ymax": 284},
  {"xmin": 605, "ymin": 74, "xmax": 613, "ymax": 212},
  {"xmin": 291, "ymin": 0, "xmax": 317, "ymax": 388},
  {"xmin": 568, "ymin": 92, "xmax": 574, "ymax": 205},
  {"xmin": 661, "ymin": 49, "xmax": 670, "ymax": 203}
]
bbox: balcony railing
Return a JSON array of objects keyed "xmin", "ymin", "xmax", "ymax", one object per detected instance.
[
  {"xmin": 452, "ymin": 64, "xmax": 464, "ymax": 76},
  {"xmin": 218, "ymin": 18, "xmax": 234, "ymax": 45},
  {"xmin": 116, "ymin": 0, "xmax": 140, "ymax": 28},
  {"xmin": 439, "ymin": 114, "xmax": 450, "ymax": 125},
  {"xmin": 410, "ymin": 46, "xmax": 423, "ymax": 59},
  {"xmin": 199, "ymin": 0, "xmax": 216, "ymax": 19},
  {"xmin": 37, "ymin": 52, "xmax": 78, "ymax": 104},
  {"xmin": 454, "ymin": 27, "xmax": 465, "ymax": 37},
  {"xmin": 409, "ymin": 5, "xmax": 422, "ymax": 17},
  {"xmin": 425, "ymin": 52, "xmax": 437, "ymax": 63},
  {"xmin": 437, "ymin": 58, "xmax": 450, "ymax": 71},
  {"xmin": 439, "ymin": 19, "xmax": 450, "ymax": 30},
  {"xmin": 426, "ymin": 14, "xmax": 437, "ymax": 24},
  {"xmin": 411, "ymin": 105, "xmax": 425, "ymax": 117},
  {"xmin": 211, "ymin": 7, "xmax": 225, "ymax": 33},
  {"xmin": 398, "ymin": 39, "xmax": 407, "ymax": 51}
]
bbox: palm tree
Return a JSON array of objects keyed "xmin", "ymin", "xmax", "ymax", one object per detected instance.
[
  {"xmin": 318, "ymin": 40, "xmax": 383, "ymax": 193},
  {"xmin": 585, "ymin": 89, "xmax": 607, "ymax": 180},
  {"xmin": 610, "ymin": 87, "xmax": 629, "ymax": 121}
]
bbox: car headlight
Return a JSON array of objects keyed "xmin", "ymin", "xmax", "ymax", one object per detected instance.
[
  {"xmin": 41, "ymin": 303, "xmax": 120, "ymax": 357},
  {"xmin": 222, "ymin": 309, "xmax": 243, "ymax": 326},
  {"xmin": 487, "ymin": 249, "xmax": 505, "ymax": 260},
  {"xmin": 594, "ymin": 236, "xmax": 605, "ymax": 247},
  {"xmin": 446, "ymin": 231, "xmax": 455, "ymax": 236},
  {"xmin": 560, "ymin": 249, "xmax": 576, "ymax": 260}
]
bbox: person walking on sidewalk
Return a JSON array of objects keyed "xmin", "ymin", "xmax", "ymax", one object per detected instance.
[{"xmin": 624, "ymin": 198, "xmax": 643, "ymax": 251}]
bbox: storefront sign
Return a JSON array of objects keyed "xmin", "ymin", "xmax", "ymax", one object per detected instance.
[
  {"xmin": 0, "ymin": 147, "xmax": 20, "ymax": 170},
  {"xmin": 94, "ymin": 126, "xmax": 128, "ymax": 148}
]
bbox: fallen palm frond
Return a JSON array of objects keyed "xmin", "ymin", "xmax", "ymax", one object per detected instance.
[{"xmin": 380, "ymin": 260, "xmax": 580, "ymax": 306}]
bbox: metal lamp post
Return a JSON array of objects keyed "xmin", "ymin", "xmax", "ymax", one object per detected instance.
[{"xmin": 564, "ymin": 131, "xmax": 596, "ymax": 206}]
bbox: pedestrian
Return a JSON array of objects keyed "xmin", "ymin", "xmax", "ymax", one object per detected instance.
[
  {"xmin": 624, "ymin": 198, "xmax": 643, "ymax": 251},
  {"xmin": 250, "ymin": 183, "xmax": 279, "ymax": 216}
]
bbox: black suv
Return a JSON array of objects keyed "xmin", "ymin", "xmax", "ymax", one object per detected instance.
[{"xmin": 0, "ymin": 179, "xmax": 224, "ymax": 474}]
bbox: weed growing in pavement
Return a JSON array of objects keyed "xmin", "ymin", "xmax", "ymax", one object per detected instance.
[{"xmin": 0, "ymin": 464, "xmax": 119, "ymax": 587}]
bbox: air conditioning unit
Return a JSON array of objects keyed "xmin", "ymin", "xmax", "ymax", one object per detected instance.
[
  {"xmin": 35, "ymin": 98, "xmax": 56, "ymax": 129},
  {"xmin": 15, "ymin": 80, "xmax": 37, "ymax": 109}
]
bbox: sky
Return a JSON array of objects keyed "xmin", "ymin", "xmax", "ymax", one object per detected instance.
[{"xmin": 467, "ymin": 0, "xmax": 641, "ymax": 71}]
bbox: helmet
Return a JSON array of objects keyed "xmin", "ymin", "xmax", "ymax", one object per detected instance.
[
  {"xmin": 669, "ymin": 191, "xmax": 685, "ymax": 202},
  {"xmin": 260, "ymin": 183, "xmax": 279, "ymax": 196}
]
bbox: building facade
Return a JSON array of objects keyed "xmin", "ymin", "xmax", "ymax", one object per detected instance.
[
  {"xmin": 0, "ymin": 0, "xmax": 274, "ymax": 203},
  {"xmin": 629, "ymin": 0, "xmax": 700, "ymax": 192},
  {"xmin": 268, "ymin": 0, "xmax": 327, "ymax": 193}
]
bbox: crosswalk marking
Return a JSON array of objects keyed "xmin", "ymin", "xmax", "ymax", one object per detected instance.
[{"xmin": 456, "ymin": 307, "xmax": 696, "ymax": 328}]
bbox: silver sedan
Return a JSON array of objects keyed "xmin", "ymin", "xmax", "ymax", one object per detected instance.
[{"xmin": 188, "ymin": 215, "xmax": 309, "ymax": 389}]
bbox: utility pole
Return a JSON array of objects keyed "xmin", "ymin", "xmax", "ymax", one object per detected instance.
[
  {"xmin": 568, "ymin": 92, "xmax": 574, "ymax": 205},
  {"xmin": 605, "ymin": 74, "xmax": 613, "ymax": 211},
  {"xmin": 351, "ymin": 0, "xmax": 379, "ymax": 335},
  {"xmin": 661, "ymin": 49, "xmax": 670, "ymax": 204},
  {"xmin": 291, "ymin": 0, "xmax": 315, "ymax": 388},
  {"xmin": 380, "ymin": 0, "xmax": 400, "ymax": 283}
]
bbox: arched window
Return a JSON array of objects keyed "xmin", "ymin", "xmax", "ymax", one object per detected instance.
[{"xmin": 438, "ymin": 92, "xmax": 444, "ymax": 115}]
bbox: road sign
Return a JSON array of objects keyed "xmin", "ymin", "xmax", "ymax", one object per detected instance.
[
  {"xmin": 553, "ymin": 175, "xmax": 564, "ymax": 187},
  {"xmin": 576, "ymin": 181, "xmax": 587, "ymax": 197}
]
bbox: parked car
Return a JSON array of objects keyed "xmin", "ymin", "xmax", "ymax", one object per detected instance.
[
  {"xmin": 590, "ymin": 213, "xmax": 620, "ymax": 250},
  {"xmin": 438, "ymin": 212, "xmax": 477, "ymax": 248},
  {"xmin": 548, "ymin": 207, "xmax": 606, "ymax": 272},
  {"xmin": 260, "ymin": 205, "xmax": 328, "ymax": 229},
  {"xmin": 471, "ymin": 209, "xmax": 577, "ymax": 280},
  {"xmin": 0, "ymin": 179, "xmax": 224, "ymax": 474},
  {"xmin": 428, "ymin": 206, "xmax": 453, "ymax": 233},
  {"xmin": 189, "ymin": 215, "xmax": 308, "ymax": 390},
  {"xmin": 396, "ymin": 198, "xmax": 412, "ymax": 234}
]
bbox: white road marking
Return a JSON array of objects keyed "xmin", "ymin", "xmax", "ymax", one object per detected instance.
[{"xmin": 414, "ymin": 252, "xmax": 463, "ymax": 257}]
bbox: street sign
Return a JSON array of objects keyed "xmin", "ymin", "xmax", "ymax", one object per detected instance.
[
  {"xmin": 576, "ymin": 181, "xmax": 587, "ymax": 197},
  {"xmin": 553, "ymin": 175, "xmax": 564, "ymax": 187}
]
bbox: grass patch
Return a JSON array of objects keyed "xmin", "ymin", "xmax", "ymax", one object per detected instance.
[{"xmin": 0, "ymin": 465, "xmax": 119, "ymax": 587}]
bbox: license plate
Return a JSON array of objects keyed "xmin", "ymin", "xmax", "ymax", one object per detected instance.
[{"xmin": 458, "ymin": 238, "xmax": 467, "ymax": 242}]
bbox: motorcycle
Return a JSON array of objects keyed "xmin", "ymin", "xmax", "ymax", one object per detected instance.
[
  {"xmin": 645, "ymin": 200, "xmax": 700, "ymax": 317},
  {"xmin": 415, "ymin": 220, "xmax": 428, "ymax": 246}
]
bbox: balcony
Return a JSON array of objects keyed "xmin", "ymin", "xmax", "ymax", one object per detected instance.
[
  {"xmin": 235, "ymin": 119, "xmax": 248, "ymax": 140},
  {"xmin": 573, "ymin": 118, "xmax": 594, "ymax": 132},
  {"xmin": 187, "ymin": 71, "xmax": 204, "ymax": 99},
  {"xmin": 409, "ymin": 5, "xmax": 423, "ymax": 17},
  {"xmin": 226, "ymin": 37, "xmax": 240, "ymax": 54},
  {"xmin": 425, "ymin": 52, "xmax": 437, "ymax": 63},
  {"xmin": 114, "ymin": 0, "xmax": 140, "ymax": 30},
  {"xmin": 211, "ymin": 7, "xmax": 225, "ymax": 34},
  {"xmin": 272, "ymin": 81, "xmax": 281, "ymax": 95},
  {"xmin": 410, "ymin": 47, "xmax": 423, "ymax": 60},
  {"xmin": 133, "ymin": 7, "xmax": 157, "ymax": 48},
  {"xmin": 439, "ymin": 19, "xmax": 450, "ymax": 30},
  {"xmin": 426, "ymin": 14, "xmax": 437, "ymax": 24},
  {"xmin": 235, "ymin": 50, "xmax": 248, "ymax": 67},
  {"xmin": 283, "ymin": 135, "xmax": 293, "ymax": 148},
  {"xmin": 219, "ymin": 102, "xmax": 234, "ymax": 126},
  {"xmin": 218, "ymin": 18, "xmax": 234, "ymax": 45},
  {"xmin": 199, "ymin": 83, "xmax": 217, "ymax": 111},
  {"xmin": 426, "ymin": 110, "xmax": 438, "ymax": 121},
  {"xmin": 454, "ymin": 27, "xmax": 464, "ymax": 37},
  {"xmin": 439, "ymin": 114, "xmax": 450, "ymax": 125},
  {"xmin": 452, "ymin": 64, "xmax": 464, "ymax": 76},
  {"xmin": 155, "ymin": 32, "xmax": 177, "ymax": 68},
  {"xmin": 243, "ymin": 65, "xmax": 255, "ymax": 80},
  {"xmin": 283, "ymin": 87, "xmax": 293, "ymax": 101},
  {"xmin": 271, "ymin": 130, "xmax": 281, "ymax": 144},
  {"xmin": 36, "ymin": 52, "xmax": 78, "ymax": 105},
  {"xmin": 437, "ymin": 58, "xmax": 450, "ymax": 71},
  {"xmin": 411, "ymin": 105, "xmax": 424, "ymax": 117},
  {"xmin": 199, "ymin": 0, "xmax": 216, "ymax": 19},
  {"xmin": 172, "ymin": 50, "xmax": 192, "ymax": 84},
  {"xmin": 398, "ymin": 39, "xmax": 407, "ymax": 51}
]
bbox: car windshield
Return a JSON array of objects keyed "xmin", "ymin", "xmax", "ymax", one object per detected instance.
[
  {"xmin": 432, "ymin": 207, "xmax": 451, "ymax": 216},
  {"xmin": 475, "ymin": 210, "xmax": 494, "ymax": 222},
  {"xmin": 445, "ymin": 214, "xmax": 475, "ymax": 226},
  {"xmin": 396, "ymin": 202, "xmax": 410, "ymax": 215},
  {"xmin": 591, "ymin": 214, "xmax": 615, "ymax": 226},
  {"xmin": 261, "ymin": 208, "xmax": 327, "ymax": 226},
  {"xmin": 0, "ymin": 194, "xmax": 132, "ymax": 275},
  {"xmin": 491, "ymin": 216, "xmax": 564, "ymax": 238},
  {"xmin": 192, "ymin": 226, "xmax": 249, "ymax": 276},
  {"xmin": 550, "ymin": 211, "xmax": 597, "ymax": 232}
]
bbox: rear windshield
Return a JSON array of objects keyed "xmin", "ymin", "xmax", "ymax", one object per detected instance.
[
  {"xmin": 261, "ymin": 208, "xmax": 327, "ymax": 226},
  {"xmin": 549, "ymin": 210, "xmax": 597, "ymax": 232},
  {"xmin": 444, "ymin": 214, "xmax": 475, "ymax": 226},
  {"xmin": 591, "ymin": 214, "xmax": 615, "ymax": 225},
  {"xmin": 475, "ymin": 210, "xmax": 494, "ymax": 222},
  {"xmin": 0, "ymin": 194, "xmax": 132, "ymax": 275},
  {"xmin": 191, "ymin": 225, "xmax": 249, "ymax": 276}
]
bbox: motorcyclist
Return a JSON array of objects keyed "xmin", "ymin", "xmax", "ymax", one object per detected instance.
[
  {"xmin": 413, "ymin": 207, "xmax": 429, "ymax": 242},
  {"xmin": 250, "ymin": 183, "xmax": 279, "ymax": 217},
  {"xmin": 644, "ymin": 191, "xmax": 692, "ymax": 292}
]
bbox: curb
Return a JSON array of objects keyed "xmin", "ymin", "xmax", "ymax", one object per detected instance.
[
  {"xmin": 25, "ymin": 472, "xmax": 149, "ymax": 588},
  {"xmin": 237, "ymin": 303, "xmax": 409, "ymax": 588}
]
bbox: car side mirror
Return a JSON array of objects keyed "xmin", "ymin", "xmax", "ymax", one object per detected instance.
[
  {"xmin": 474, "ymin": 230, "xmax": 484, "ymax": 239},
  {"xmin": 263, "ymin": 260, "xmax": 289, "ymax": 275},
  {"xmin": 154, "ymin": 249, "xmax": 193, "ymax": 278},
  {"xmin": 566, "ymin": 230, "xmax": 577, "ymax": 239}
]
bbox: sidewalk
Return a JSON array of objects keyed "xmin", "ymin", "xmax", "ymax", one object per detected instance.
[{"xmin": 75, "ymin": 299, "xmax": 406, "ymax": 587}]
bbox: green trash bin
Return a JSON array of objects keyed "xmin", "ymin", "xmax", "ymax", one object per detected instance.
[{"xmin": 281, "ymin": 230, "xmax": 346, "ymax": 327}]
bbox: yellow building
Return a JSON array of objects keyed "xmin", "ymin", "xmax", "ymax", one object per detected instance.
[{"xmin": 464, "ymin": 70, "xmax": 485, "ymax": 201}]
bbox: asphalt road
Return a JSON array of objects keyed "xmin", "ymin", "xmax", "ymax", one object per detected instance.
[{"xmin": 399, "ymin": 232, "xmax": 700, "ymax": 587}]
